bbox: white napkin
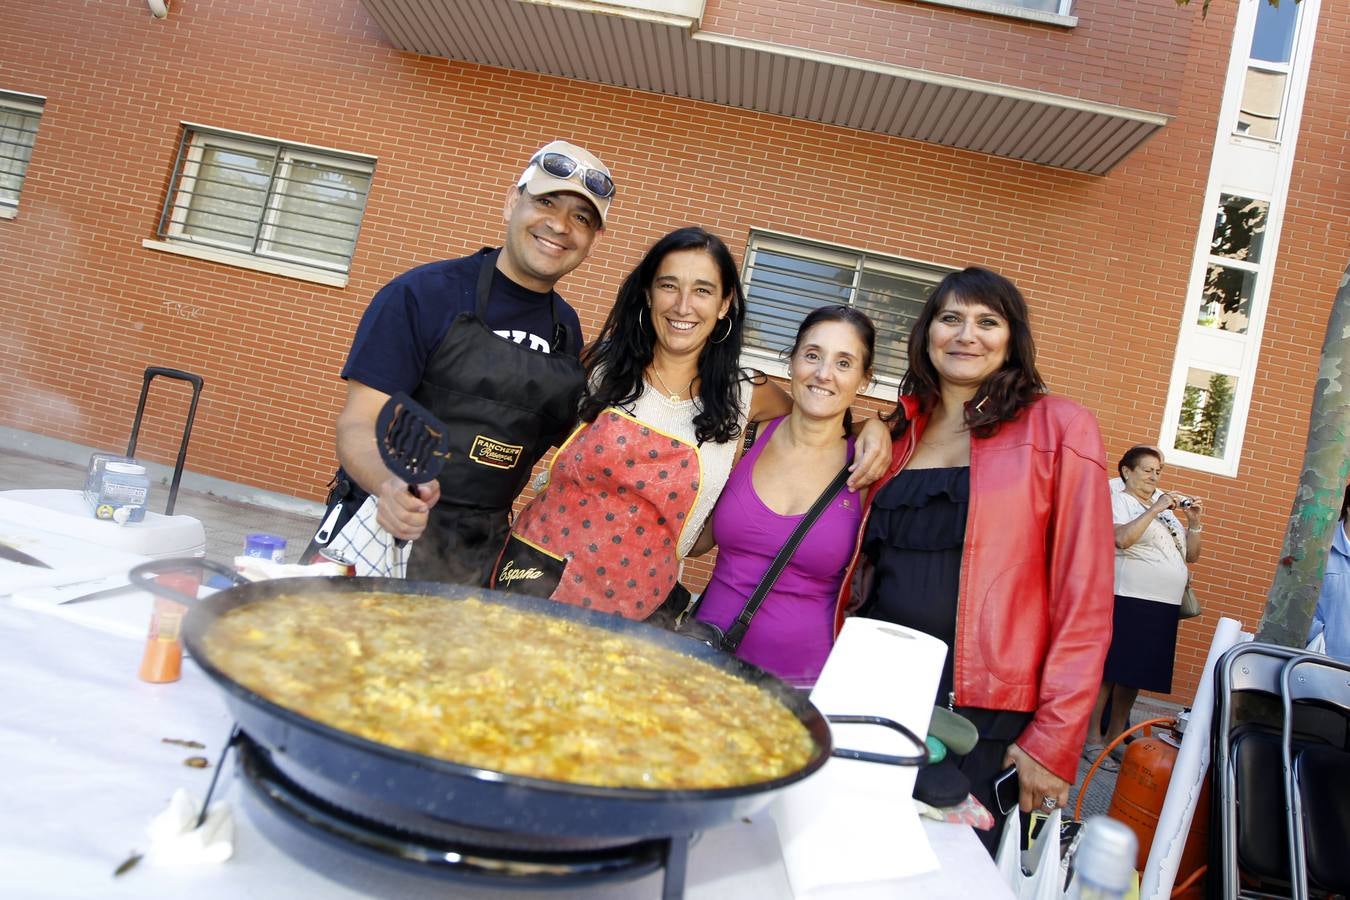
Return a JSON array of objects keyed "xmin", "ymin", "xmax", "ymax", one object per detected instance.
[
  {"xmin": 232, "ymin": 556, "xmax": 349, "ymax": 580},
  {"xmin": 774, "ymin": 617, "xmax": 948, "ymax": 898},
  {"xmin": 147, "ymin": 788, "xmax": 234, "ymax": 865}
]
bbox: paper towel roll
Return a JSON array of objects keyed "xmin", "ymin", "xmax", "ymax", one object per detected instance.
[
  {"xmin": 1140, "ymin": 616, "xmax": 1250, "ymax": 900},
  {"xmin": 775, "ymin": 617, "xmax": 948, "ymax": 897}
]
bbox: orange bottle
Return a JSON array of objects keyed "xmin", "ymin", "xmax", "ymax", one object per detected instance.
[{"xmin": 138, "ymin": 571, "xmax": 200, "ymax": 683}]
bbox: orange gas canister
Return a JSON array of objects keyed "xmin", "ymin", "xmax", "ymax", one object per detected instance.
[{"xmin": 1106, "ymin": 716, "xmax": 1210, "ymax": 898}]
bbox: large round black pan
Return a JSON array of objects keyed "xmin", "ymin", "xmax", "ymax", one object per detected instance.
[{"xmin": 130, "ymin": 559, "xmax": 923, "ymax": 843}]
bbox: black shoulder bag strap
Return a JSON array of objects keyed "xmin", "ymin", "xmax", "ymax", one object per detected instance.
[{"xmin": 721, "ymin": 463, "xmax": 853, "ymax": 653}]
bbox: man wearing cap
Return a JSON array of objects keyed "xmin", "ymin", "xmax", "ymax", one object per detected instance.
[{"xmin": 325, "ymin": 140, "xmax": 614, "ymax": 585}]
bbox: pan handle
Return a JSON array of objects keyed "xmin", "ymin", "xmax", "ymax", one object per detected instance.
[
  {"xmin": 826, "ymin": 714, "xmax": 929, "ymax": 767},
  {"xmin": 128, "ymin": 558, "xmax": 249, "ymax": 603}
]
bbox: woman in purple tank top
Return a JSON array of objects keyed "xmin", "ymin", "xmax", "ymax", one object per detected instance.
[{"xmin": 692, "ymin": 306, "xmax": 875, "ymax": 686}]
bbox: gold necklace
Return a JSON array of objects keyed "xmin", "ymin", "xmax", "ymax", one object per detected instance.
[{"xmin": 649, "ymin": 366, "xmax": 687, "ymax": 402}]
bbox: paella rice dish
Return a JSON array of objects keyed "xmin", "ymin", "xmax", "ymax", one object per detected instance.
[{"xmin": 200, "ymin": 593, "xmax": 817, "ymax": 789}]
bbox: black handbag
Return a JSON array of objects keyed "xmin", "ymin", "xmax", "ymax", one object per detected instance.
[
  {"xmin": 663, "ymin": 463, "xmax": 852, "ymax": 652},
  {"xmin": 645, "ymin": 581, "xmax": 695, "ymax": 629}
]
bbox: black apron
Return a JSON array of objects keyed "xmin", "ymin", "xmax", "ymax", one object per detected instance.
[{"xmin": 407, "ymin": 249, "xmax": 585, "ymax": 585}]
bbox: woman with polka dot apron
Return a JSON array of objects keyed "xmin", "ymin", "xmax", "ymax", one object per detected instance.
[{"xmin": 494, "ymin": 227, "xmax": 890, "ymax": 619}]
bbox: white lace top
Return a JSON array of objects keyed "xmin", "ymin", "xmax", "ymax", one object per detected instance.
[{"xmin": 619, "ymin": 378, "xmax": 751, "ymax": 558}]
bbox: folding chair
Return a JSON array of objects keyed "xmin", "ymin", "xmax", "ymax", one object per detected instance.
[
  {"xmin": 1280, "ymin": 654, "xmax": 1350, "ymax": 900},
  {"xmin": 1210, "ymin": 642, "xmax": 1303, "ymax": 900}
]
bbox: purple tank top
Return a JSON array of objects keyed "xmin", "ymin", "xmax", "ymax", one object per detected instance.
[{"xmin": 694, "ymin": 416, "xmax": 861, "ymax": 686}]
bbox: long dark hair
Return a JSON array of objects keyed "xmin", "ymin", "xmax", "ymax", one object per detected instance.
[
  {"xmin": 884, "ymin": 266, "xmax": 1045, "ymax": 438},
  {"xmin": 786, "ymin": 305, "xmax": 876, "ymax": 437},
  {"xmin": 579, "ymin": 227, "xmax": 748, "ymax": 444}
]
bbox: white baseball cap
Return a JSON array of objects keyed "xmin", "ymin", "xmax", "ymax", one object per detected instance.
[{"xmin": 516, "ymin": 140, "xmax": 615, "ymax": 227}]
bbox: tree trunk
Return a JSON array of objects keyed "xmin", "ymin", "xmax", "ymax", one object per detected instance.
[{"xmin": 1256, "ymin": 262, "xmax": 1350, "ymax": 646}]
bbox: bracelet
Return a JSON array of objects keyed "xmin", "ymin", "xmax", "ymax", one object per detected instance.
[{"xmin": 1189, "ymin": 526, "xmax": 1203, "ymax": 533}]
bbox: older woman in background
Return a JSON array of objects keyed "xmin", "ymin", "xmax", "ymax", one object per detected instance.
[
  {"xmin": 1086, "ymin": 445, "xmax": 1203, "ymax": 768},
  {"xmin": 692, "ymin": 306, "xmax": 875, "ymax": 686},
  {"xmin": 836, "ymin": 266, "xmax": 1114, "ymax": 851}
]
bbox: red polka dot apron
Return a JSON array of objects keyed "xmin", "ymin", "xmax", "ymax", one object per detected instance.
[{"xmin": 509, "ymin": 408, "xmax": 701, "ymax": 619}]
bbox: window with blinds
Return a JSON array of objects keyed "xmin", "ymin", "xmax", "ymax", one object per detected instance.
[
  {"xmin": 158, "ymin": 126, "xmax": 375, "ymax": 274},
  {"xmin": 0, "ymin": 92, "xmax": 44, "ymax": 218},
  {"xmin": 741, "ymin": 232, "xmax": 951, "ymax": 384}
]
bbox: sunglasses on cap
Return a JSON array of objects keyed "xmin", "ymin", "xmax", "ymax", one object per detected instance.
[{"xmin": 530, "ymin": 151, "xmax": 615, "ymax": 200}]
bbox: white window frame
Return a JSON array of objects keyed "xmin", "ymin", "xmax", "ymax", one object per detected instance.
[
  {"xmin": 1159, "ymin": 0, "xmax": 1321, "ymax": 477},
  {"xmin": 0, "ymin": 91, "xmax": 45, "ymax": 220},
  {"xmin": 911, "ymin": 0, "xmax": 1076, "ymax": 28},
  {"xmin": 1196, "ymin": 192, "xmax": 1269, "ymax": 334},
  {"xmin": 739, "ymin": 230, "xmax": 953, "ymax": 400},
  {"xmin": 1234, "ymin": 59, "xmax": 1293, "ymax": 143},
  {"xmin": 1231, "ymin": 0, "xmax": 1302, "ymax": 145},
  {"xmin": 147, "ymin": 124, "xmax": 376, "ymax": 286}
]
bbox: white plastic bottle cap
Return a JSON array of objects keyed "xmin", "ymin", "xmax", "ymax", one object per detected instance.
[
  {"xmin": 1075, "ymin": 816, "xmax": 1138, "ymax": 894},
  {"xmin": 106, "ymin": 462, "xmax": 147, "ymax": 476}
]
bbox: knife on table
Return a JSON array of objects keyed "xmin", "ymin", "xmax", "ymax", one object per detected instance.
[
  {"xmin": 13, "ymin": 575, "xmax": 136, "ymax": 605},
  {"xmin": 60, "ymin": 582, "xmax": 138, "ymax": 605},
  {"xmin": 0, "ymin": 543, "xmax": 52, "ymax": 568}
]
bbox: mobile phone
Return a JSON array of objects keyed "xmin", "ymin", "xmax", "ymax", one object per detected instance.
[{"xmin": 993, "ymin": 764, "xmax": 1019, "ymax": 817}]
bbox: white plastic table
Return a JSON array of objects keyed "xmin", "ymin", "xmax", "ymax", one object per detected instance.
[{"xmin": 0, "ymin": 599, "xmax": 1008, "ymax": 899}]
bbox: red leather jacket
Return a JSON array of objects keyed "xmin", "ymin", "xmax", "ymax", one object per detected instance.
[{"xmin": 835, "ymin": 394, "xmax": 1114, "ymax": 782}]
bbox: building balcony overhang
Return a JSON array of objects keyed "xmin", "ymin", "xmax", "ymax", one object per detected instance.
[{"xmin": 358, "ymin": 0, "xmax": 1169, "ymax": 175}]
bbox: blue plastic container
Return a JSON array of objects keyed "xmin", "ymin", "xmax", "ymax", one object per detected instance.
[{"xmin": 243, "ymin": 533, "xmax": 287, "ymax": 563}]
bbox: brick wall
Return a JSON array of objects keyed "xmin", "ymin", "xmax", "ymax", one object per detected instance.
[{"xmin": 2, "ymin": 0, "xmax": 1347, "ymax": 702}]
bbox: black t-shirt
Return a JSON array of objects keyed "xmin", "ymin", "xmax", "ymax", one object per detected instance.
[{"xmin": 342, "ymin": 248, "xmax": 583, "ymax": 395}]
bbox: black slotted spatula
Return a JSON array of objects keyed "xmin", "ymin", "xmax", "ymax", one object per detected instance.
[{"xmin": 376, "ymin": 392, "xmax": 452, "ymax": 545}]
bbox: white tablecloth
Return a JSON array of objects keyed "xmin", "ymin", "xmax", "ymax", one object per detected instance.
[{"xmin": 0, "ymin": 596, "xmax": 1007, "ymax": 899}]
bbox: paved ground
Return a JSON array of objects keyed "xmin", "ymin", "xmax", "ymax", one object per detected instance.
[
  {"xmin": 1070, "ymin": 694, "xmax": 1183, "ymax": 820},
  {"xmin": 0, "ymin": 443, "xmax": 1185, "ymax": 820}
]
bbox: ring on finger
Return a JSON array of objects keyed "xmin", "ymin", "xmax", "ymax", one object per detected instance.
[{"xmin": 1041, "ymin": 796, "xmax": 1057, "ymax": 811}]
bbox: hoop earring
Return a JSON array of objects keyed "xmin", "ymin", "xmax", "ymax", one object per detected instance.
[
  {"xmin": 709, "ymin": 317, "xmax": 733, "ymax": 345},
  {"xmin": 639, "ymin": 306, "xmax": 648, "ymax": 331}
]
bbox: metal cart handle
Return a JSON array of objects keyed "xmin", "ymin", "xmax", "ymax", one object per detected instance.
[{"xmin": 126, "ymin": 366, "xmax": 205, "ymax": 516}]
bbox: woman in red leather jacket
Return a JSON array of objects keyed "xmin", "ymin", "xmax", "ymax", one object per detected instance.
[{"xmin": 835, "ymin": 267, "xmax": 1114, "ymax": 852}]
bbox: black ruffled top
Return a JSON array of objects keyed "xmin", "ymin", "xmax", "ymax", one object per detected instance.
[
  {"xmin": 863, "ymin": 466, "xmax": 1035, "ymax": 755},
  {"xmin": 862, "ymin": 466, "xmax": 969, "ymax": 701}
]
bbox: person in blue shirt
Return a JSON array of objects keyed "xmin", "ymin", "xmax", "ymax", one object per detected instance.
[{"xmin": 1308, "ymin": 484, "xmax": 1350, "ymax": 664}]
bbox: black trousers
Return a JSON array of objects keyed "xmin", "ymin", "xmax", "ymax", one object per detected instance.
[
  {"xmin": 956, "ymin": 707, "xmax": 1035, "ymax": 856},
  {"xmin": 408, "ymin": 505, "xmax": 511, "ymax": 587}
]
